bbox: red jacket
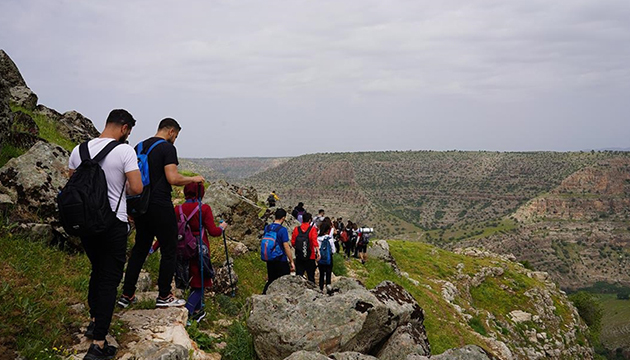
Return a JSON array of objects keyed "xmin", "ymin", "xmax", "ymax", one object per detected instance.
[
  {"xmin": 291, "ymin": 223, "xmax": 319, "ymax": 260},
  {"xmin": 176, "ymin": 202, "xmax": 223, "ymax": 288}
]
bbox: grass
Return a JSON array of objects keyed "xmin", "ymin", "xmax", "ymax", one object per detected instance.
[
  {"xmin": 0, "ymin": 142, "xmax": 27, "ymax": 167},
  {"xmin": 596, "ymin": 293, "xmax": 630, "ymax": 351},
  {"xmin": 10, "ymin": 105, "xmax": 77, "ymax": 152},
  {"xmin": 0, "ymin": 223, "xmax": 91, "ymax": 359}
]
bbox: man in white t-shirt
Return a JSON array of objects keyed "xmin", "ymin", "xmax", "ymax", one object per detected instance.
[{"xmin": 67, "ymin": 109, "xmax": 143, "ymax": 360}]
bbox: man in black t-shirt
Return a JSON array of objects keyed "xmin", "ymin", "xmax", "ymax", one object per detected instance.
[{"xmin": 119, "ymin": 118, "xmax": 204, "ymax": 308}]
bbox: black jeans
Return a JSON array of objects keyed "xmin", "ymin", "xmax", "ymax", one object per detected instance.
[
  {"xmin": 319, "ymin": 262, "xmax": 333, "ymax": 290},
  {"xmin": 123, "ymin": 204, "xmax": 178, "ymax": 298},
  {"xmin": 262, "ymin": 261, "xmax": 291, "ymax": 294},
  {"xmin": 81, "ymin": 219, "xmax": 128, "ymax": 340},
  {"xmin": 295, "ymin": 258, "xmax": 316, "ymax": 282}
]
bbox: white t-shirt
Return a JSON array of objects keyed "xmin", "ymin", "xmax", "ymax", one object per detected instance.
[
  {"xmin": 317, "ymin": 235, "xmax": 336, "ymax": 254},
  {"xmin": 68, "ymin": 138, "xmax": 139, "ymax": 222}
]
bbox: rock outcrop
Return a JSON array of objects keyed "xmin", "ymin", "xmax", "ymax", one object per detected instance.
[
  {"xmin": 203, "ymin": 180, "xmax": 264, "ymax": 250},
  {"xmin": 247, "ymin": 276, "xmax": 430, "ymax": 360},
  {"xmin": 409, "ymin": 345, "xmax": 494, "ymax": 360},
  {"xmin": 0, "ymin": 71, "xmax": 12, "ymax": 148},
  {"xmin": 0, "ymin": 141, "xmax": 69, "ymax": 223}
]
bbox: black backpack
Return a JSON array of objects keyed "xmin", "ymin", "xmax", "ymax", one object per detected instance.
[
  {"xmin": 294, "ymin": 225, "xmax": 313, "ymax": 260},
  {"xmin": 58, "ymin": 141, "xmax": 124, "ymax": 237}
]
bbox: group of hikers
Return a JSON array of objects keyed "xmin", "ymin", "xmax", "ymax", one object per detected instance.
[
  {"xmin": 261, "ymin": 203, "xmax": 372, "ymax": 294},
  {"xmin": 58, "ymin": 109, "xmax": 371, "ymax": 360}
]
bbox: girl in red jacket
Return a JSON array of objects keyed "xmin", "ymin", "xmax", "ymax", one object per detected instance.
[{"xmin": 176, "ymin": 183, "xmax": 227, "ymax": 322}]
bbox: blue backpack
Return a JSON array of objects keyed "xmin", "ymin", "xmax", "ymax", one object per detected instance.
[
  {"xmin": 318, "ymin": 235, "xmax": 333, "ymax": 265},
  {"xmin": 260, "ymin": 224, "xmax": 285, "ymax": 261},
  {"xmin": 126, "ymin": 139, "xmax": 166, "ymax": 216}
]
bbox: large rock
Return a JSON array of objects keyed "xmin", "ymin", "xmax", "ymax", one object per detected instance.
[
  {"xmin": 212, "ymin": 258, "xmax": 239, "ymax": 295},
  {"xmin": 10, "ymin": 85, "xmax": 38, "ymax": 110},
  {"xmin": 7, "ymin": 111, "xmax": 40, "ymax": 148},
  {"xmin": 0, "ymin": 78, "xmax": 11, "ymax": 147},
  {"xmin": 204, "ymin": 180, "xmax": 264, "ymax": 251},
  {"xmin": 247, "ymin": 276, "xmax": 429, "ymax": 360},
  {"xmin": 0, "ymin": 50, "xmax": 27, "ymax": 88},
  {"xmin": 408, "ymin": 345, "xmax": 494, "ymax": 360},
  {"xmin": 0, "ymin": 141, "xmax": 70, "ymax": 222},
  {"xmin": 56, "ymin": 110, "xmax": 100, "ymax": 143}
]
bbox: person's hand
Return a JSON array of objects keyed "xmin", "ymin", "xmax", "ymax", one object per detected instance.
[
  {"xmin": 316, "ymin": 251, "xmax": 321, "ymax": 262},
  {"xmin": 192, "ymin": 175, "xmax": 205, "ymax": 184},
  {"xmin": 219, "ymin": 222, "xmax": 228, "ymax": 230},
  {"xmin": 289, "ymin": 262, "xmax": 295, "ymax": 272}
]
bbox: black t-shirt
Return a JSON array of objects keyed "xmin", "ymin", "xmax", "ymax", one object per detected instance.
[{"xmin": 135, "ymin": 137, "xmax": 178, "ymax": 206}]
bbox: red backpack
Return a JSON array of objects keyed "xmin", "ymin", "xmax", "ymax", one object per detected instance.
[{"xmin": 176, "ymin": 205, "xmax": 200, "ymax": 260}]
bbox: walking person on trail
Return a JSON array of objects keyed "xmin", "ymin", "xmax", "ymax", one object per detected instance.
[
  {"xmin": 345, "ymin": 220, "xmax": 355, "ymax": 259},
  {"xmin": 356, "ymin": 228, "xmax": 371, "ymax": 264},
  {"xmin": 291, "ymin": 202, "xmax": 306, "ymax": 224},
  {"xmin": 177, "ymin": 183, "xmax": 227, "ymax": 323},
  {"xmin": 66, "ymin": 109, "xmax": 143, "ymax": 360},
  {"xmin": 291, "ymin": 212, "xmax": 320, "ymax": 282},
  {"xmin": 335, "ymin": 217, "xmax": 345, "ymax": 254},
  {"xmin": 119, "ymin": 118, "xmax": 205, "ymax": 309},
  {"xmin": 267, "ymin": 191, "xmax": 279, "ymax": 207},
  {"xmin": 261, "ymin": 208, "xmax": 295, "ymax": 294},
  {"xmin": 317, "ymin": 222, "xmax": 336, "ymax": 291},
  {"xmin": 313, "ymin": 209, "xmax": 325, "ymax": 228}
]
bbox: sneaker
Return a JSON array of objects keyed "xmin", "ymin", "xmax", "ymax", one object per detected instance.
[
  {"xmin": 156, "ymin": 293, "xmax": 186, "ymax": 308},
  {"xmin": 83, "ymin": 340, "xmax": 117, "ymax": 360},
  {"xmin": 84, "ymin": 320, "xmax": 95, "ymax": 338},
  {"xmin": 191, "ymin": 310, "xmax": 206, "ymax": 323},
  {"xmin": 117, "ymin": 294, "xmax": 136, "ymax": 308}
]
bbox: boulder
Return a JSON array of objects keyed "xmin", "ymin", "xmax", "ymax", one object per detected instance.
[
  {"xmin": 56, "ymin": 110, "xmax": 100, "ymax": 143},
  {"xmin": 0, "ymin": 141, "xmax": 70, "ymax": 223},
  {"xmin": 366, "ymin": 240, "xmax": 400, "ymax": 274},
  {"xmin": 284, "ymin": 351, "xmax": 330, "ymax": 360},
  {"xmin": 0, "ymin": 78, "xmax": 11, "ymax": 147},
  {"xmin": 10, "ymin": 85, "xmax": 38, "ymax": 110},
  {"xmin": 509, "ymin": 310, "xmax": 533, "ymax": 324},
  {"xmin": 376, "ymin": 323, "xmax": 430, "ymax": 360},
  {"xmin": 17, "ymin": 223, "xmax": 54, "ymax": 244},
  {"xmin": 0, "ymin": 50, "xmax": 27, "ymax": 88},
  {"xmin": 329, "ymin": 353, "xmax": 378, "ymax": 360},
  {"xmin": 204, "ymin": 180, "xmax": 264, "ymax": 251},
  {"xmin": 212, "ymin": 258, "xmax": 239, "ymax": 295},
  {"xmin": 247, "ymin": 276, "xmax": 429, "ymax": 360},
  {"xmin": 7, "ymin": 111, "xmax": 40, "ymax": 148},
  {"xmin": 407, "ymin": 345, "xmax": 494, "ymax": 360}
]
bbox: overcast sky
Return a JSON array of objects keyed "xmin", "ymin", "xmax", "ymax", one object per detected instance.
[{"xmin": 1, "ymin": 0, "xmax": 629, "ymax": 157}]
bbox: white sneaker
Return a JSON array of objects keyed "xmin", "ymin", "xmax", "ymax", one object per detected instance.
[{"xmin": 156, "ymin": 293, "xmax": 186, "ymax": 307}]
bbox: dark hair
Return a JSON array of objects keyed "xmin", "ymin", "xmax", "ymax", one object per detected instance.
[
  {"xmin": 297, "ymin": 202, "xmax": 304, "ymax": 208},
  {"xmin": 318, "ymin": 209, "xmax": 325, "ymax": 214},
  {"xmin": 274, "ymin": 208, "xmax": 287, "ymax": 220},
  {"xmin": 302, "ymin": 212, "xmax": 312, "ymax": 223},
  {"xmin": 158, "ymin": 118, "xmax": 182, "ymax": 132},
  {"xmin": 106, "ymin": 109, "xmax": 136, "ymax": 127},
  {"xmin": 319, "ymin": 222, "xmax": 331, "ymax": 236}
]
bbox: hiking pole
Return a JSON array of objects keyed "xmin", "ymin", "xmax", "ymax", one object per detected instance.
[
  {"xmin": 221, "ymin": 226, "xmax": 235, "ymax": 297},
  {"xmin": 197, "ymin": 183, "xmax": 205, "ymax": 311}
]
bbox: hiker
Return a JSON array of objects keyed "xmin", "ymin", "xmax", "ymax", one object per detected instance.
[
  {"xmin": 352, "ymin": 223, "xmax": 360, "ymax": 258},
  {"xmin": 267, "ymin": 191, "xmax": 279, "ymax": 207},
  {"xmin": 67, "ymin": 109, "xmax": 143, "ymax": 360},
  {"xmin": 177, "ymin": 183, "xmax": 227, "ymax": 323},
  {"xmin": 313, "ymin": 209, "xmax": 325, "ymax": 228},
  {"xmin": 291, "ymin": 202, "xmax": 306, "ymax": 223},
  {"xmin": 356, "ymin": 229, "xmax": 370, "ymax": 264},
  {"xmin": 335, "ymin": 217, "xmax": 345, "ymax": 254},
  {"xmin": 344, "ymin": 220, "xmax": 355, "ymax": 259},
  {"xmin": 119, "ymin": 118, "xmax": 205, "ymax": 308},
  {"xmin": 291, "ymin": 212, "xmax": 320, "ymax": 282},
  {"xmin": 317, "ymin": 222, "xmax": 336, "ymax": 291},
  {"xmin": 261, "ymin": 208, "xmax": 295, "ymax": 294}
]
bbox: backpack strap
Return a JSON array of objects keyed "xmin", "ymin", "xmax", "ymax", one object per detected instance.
[
  {"xmin": 142, "ymin": 139, "xmax": 167, "ymax": 155},
  {"xmin": 185, "ymin": 205, "xmax": 200, "ymax": 222},
  {"xmin": 79, "ymin": 142, "xmax": 90, "ymax": 162},
  {"xmin": 92, "ymin": 140, "xmax": 122, "ymax": 163}
]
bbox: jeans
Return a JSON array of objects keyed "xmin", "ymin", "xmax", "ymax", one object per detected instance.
[
  {"xmin": 318, "ymin": 263, "xmax": 333, "ymax": 290},
  {"xmin": 262, "ymin": 261, "xmax": 291, "ymax": 294},
  {"xmin": 295, "ymin": 258, "xmax": 316, "ymax": 282},
  {"xmin": 123, "ymin": 204, "xmax": 177, "ymax": 298},
  {"xmin": 81, "ymin": 219, "xmax": 128, "ymax": 340}
]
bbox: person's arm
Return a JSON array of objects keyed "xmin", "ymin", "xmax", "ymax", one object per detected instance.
[
  {"xmin": 164, "ymin": 164, "xmax": 204, "ymax": 186},
  {"xmin": 330, "ymin": 236, "xmax": 336, "ymax": 254},
  {"xmin": 283, "ymin": 241, "xmax": 295, "ymax": 271},
  {"xmin": 310, "ymin": 227, "xmax": 320, "ymax": 261},
  {"xmin": 291, "ymin": 227, "xmax": 298, "ymax": 246},
  {"xmin": 126, "ymin": 170, "xmax": 143, "ymax": 195},
  {"xmin": 202, "ymin": 204, "xmax": 226, "ymax": 237}
]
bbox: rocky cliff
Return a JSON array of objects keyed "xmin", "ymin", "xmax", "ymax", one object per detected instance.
[{"xmin": 460, "ymin": 157, "xmax": 630, "ymax": 290}]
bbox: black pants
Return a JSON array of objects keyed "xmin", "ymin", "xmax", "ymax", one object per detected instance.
[
  {"xmin": 81, "ymin": 219, "xmax": 128, "ymax": 340},
  {"xmin": 319, "ymin": 262, "xmax": 333, "ymax": 290},
  {"xmin": 123, "ymin": 204, "xmax": 177, "ymax": 298},
  {"xmin": 262, "ymin": 261, "xmax": 291, "ymax": 294},
  {"xmin": 345, "ymin": 240, "xmax": 354, "ymax": 258},
  {"xmin": 295, "ymin": 258, "xmax": 316, "ymax": 282}
]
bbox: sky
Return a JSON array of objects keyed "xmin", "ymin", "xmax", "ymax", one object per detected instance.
[{"xmin": 1, "ymin": 0, "xmax": 629, "ymax": 157}]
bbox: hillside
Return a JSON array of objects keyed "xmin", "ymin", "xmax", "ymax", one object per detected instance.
[
  {"xmin": 181, "ymin": 157, "xmax": 290, "ymax": 182},
  {"xmin": 244, "ymin": 151, "xmax": 622, "ymax": 236}
]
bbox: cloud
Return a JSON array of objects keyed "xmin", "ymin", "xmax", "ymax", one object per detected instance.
[{"xmin": 1, "ymin": 0, "xmax": 629, "ymax": 156}]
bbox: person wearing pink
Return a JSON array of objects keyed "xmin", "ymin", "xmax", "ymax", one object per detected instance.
[{"xmin": 176, "ymin": 183, "xmax": 227, "ymax": 322}]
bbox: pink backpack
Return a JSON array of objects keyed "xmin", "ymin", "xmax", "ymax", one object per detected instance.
[{"xmin": 176, "ymin": 205, "xmax": 200, "ymax": 260}]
